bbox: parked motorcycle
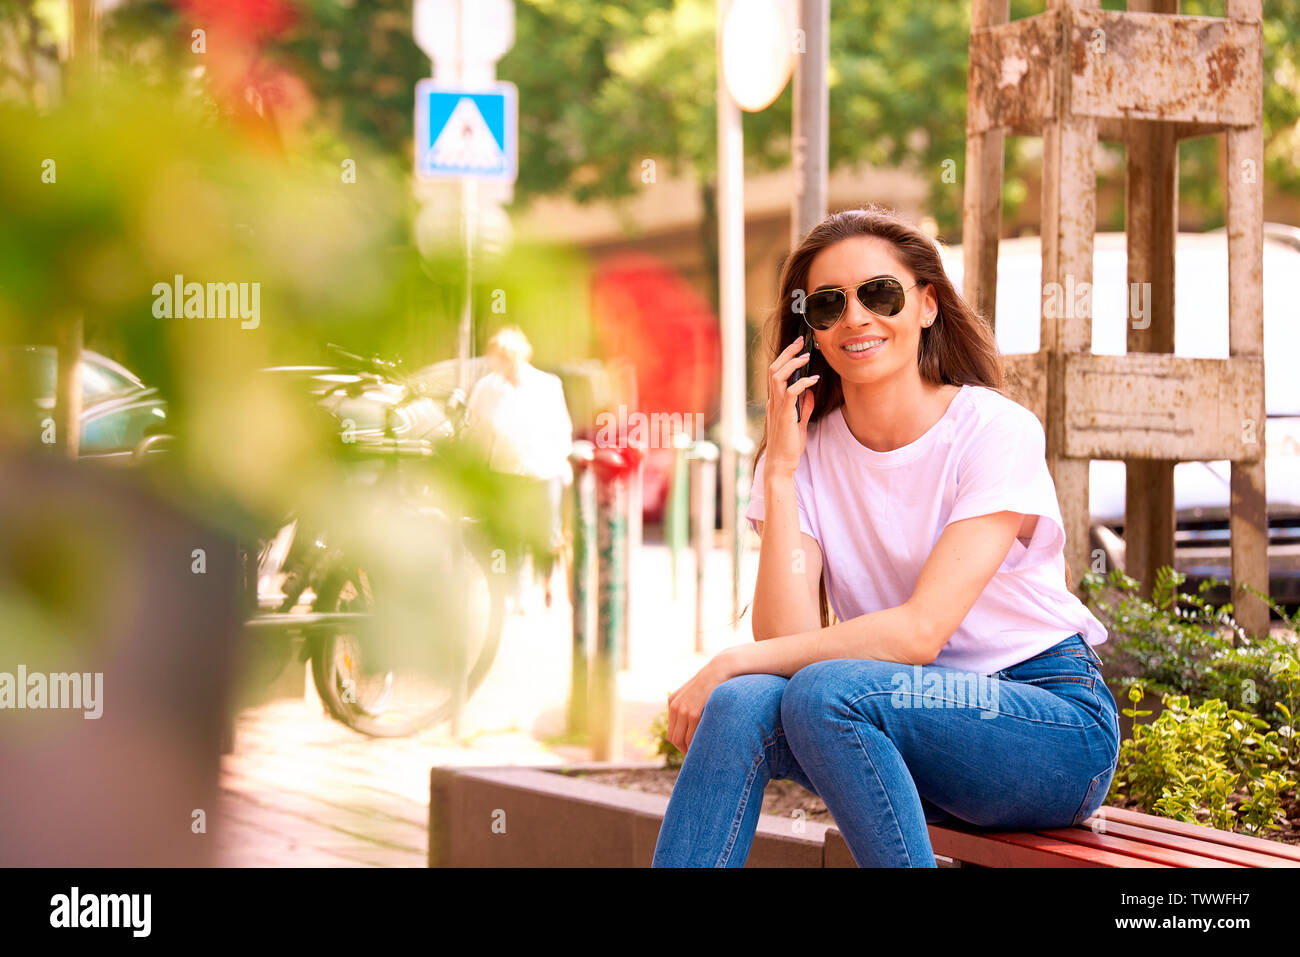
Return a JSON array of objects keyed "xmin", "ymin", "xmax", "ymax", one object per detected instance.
[{"xmin": 242, "ymin": 345, "xmax": 507, "ymax": 737}]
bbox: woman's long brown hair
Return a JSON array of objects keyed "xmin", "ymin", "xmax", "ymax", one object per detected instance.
[{"xmin": 744, "ymin": 204, "xmax": 1031, "ymax": 631}]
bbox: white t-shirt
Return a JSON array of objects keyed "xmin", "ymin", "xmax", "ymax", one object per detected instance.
[
  {"xmin": 464, "ymin": 365, "xmax": 574, "ymax": 484},
  {"xmin": 745, "ymin": 382, "xmax": 1107, "ymax": 675}
]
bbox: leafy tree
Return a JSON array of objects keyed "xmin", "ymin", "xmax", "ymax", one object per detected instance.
[
  {"xmin": 12, "ymin": 1, "xmax": 1300, "ymax": 257},
  {"xmin": 262, "ymin": 1, "xmax": 1300, "ymax": 256}
]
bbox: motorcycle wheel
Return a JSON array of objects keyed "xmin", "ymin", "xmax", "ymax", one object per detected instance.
[{"xmin": 309, "ymin": 526, "xmax": 505, "ymax": 738}]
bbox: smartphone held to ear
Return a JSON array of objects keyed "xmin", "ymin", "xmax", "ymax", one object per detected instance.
[{"xmin": 791, "ymin": 330, "xmax": 812, "ymax": 423}]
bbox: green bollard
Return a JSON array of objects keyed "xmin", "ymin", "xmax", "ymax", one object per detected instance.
[
  {"xmin": 591, "ymin": 446, "xmax": 629, "ymax": 761},
  {"xmin": 567, "ymin": 440, "xmax": 596, "ymax": 736}
]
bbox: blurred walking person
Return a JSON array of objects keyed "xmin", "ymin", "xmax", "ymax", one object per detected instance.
[{"xmin": 462, "ymin": 326, "xmax": 573, "ymax": 614}]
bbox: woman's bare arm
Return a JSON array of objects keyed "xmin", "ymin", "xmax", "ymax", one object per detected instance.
[
  {"xmin": 721, "ymin": 509, "xmax": 1026, "ymax": 676},
  {"xmin": 750, "ymin": 474, "xmax": 824, "ymax": 641},
  {"xmin": 751, "ymin": 335, "xmax": 823, "ymax": 641}
]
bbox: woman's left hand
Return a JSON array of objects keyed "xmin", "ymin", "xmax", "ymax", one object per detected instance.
[{"xmin": 666, "ymin": 648, "xmax": 741, "ymax": 755}]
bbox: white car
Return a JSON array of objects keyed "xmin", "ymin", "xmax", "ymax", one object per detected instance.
[{"xmin": 940, "ymin": 225, "xmax": 1300, "ymax": 608}]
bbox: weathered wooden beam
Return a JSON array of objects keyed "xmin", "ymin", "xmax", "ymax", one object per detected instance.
[
  {"xmin": 1098, "ymin": 117, "xmax": 1237, "ymax": 142},
  {"xmin": 1123, "ymin": 0, "xmax": 1179, "ymax": 599},
  {"xmin": 1041, "ymin": 0, "xmax": 1097, "ymax": 591},
  {"xmin": 1003, "ymin": 351, "xmax": 1047, "ymax": 424},
  {"xmin": 1061, "ymin": 354, "xmax": 1264, "ymax": 461},
  {"xmin": 969, "ymin": 9, "xmax": 1261, "ymax": 136},
  {"xmin": 967, "ymin": 10, "xmax": 1062, "ymax": 136},
  {"xmin": 1225, "ymin": 0, "xmax": 1268, "ymax": 637},
  {"xmin": 1069, "ymin": 10, "xmax": 1262, "ymax": 129},
  {"xmin": 961, "ymin": 0, "xmax": 1010, "ymax": 327}
]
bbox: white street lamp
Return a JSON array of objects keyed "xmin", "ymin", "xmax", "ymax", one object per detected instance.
[
  {"xmin": 715, "ymin": 0, "xmax": 796, "ymax": 630},
  {"xmin": 721, "ymin": 0, "xmax": 797, "ymax": 112}
]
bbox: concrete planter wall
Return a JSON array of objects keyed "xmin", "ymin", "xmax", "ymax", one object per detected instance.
[{"xmin": 427, "ymin": 763, "xmax": 928, "ymax": 868}]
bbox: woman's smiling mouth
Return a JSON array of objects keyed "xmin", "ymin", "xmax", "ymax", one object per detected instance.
[{"xmin": 842, "ymin": 336, "xmax": 886, "ymax": 358}]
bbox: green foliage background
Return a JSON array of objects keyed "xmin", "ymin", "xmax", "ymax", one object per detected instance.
[{"xmin": 263, "ymin": 0, "xmax": 1300, "ymax": 239}]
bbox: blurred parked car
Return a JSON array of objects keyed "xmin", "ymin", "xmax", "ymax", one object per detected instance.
[
  {"xmin": 940, "ymin": 224, "xmax": 1300, "ymax": 609},
  {"xmin": 14, "ymin": 344, "xmax": 170, "ymax": 463}
]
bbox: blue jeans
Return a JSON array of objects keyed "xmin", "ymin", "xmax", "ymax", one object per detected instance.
[{"xmin": 651, "ymin": 633, "xmax": 1120, "ymax": 867}]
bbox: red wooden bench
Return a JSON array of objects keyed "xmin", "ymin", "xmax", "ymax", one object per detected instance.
[{"xmin": 893, "ymin": 806, "xmax": 1300, "ymax": 868}]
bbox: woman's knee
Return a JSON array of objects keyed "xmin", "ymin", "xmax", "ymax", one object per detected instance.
[
  {"xmin": 702, "ymin": 674, "xmax": 787, "ymax": 728},
  {"xmin": 780, "ymin": 658, "xmax": 899, "ymax": 734}
]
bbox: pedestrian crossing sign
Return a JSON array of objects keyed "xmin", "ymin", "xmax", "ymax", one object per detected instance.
[{"xmin": 415, "ymin": 80, "xmax": 518, "ymax": 182}]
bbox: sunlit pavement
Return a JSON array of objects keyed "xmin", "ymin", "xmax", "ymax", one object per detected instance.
[
  {"xmin": 209, "ymin": 543, "xmax": 1299, "ymax": 865},
  {"xmin": 214, "ymin": 539, "xmax": 759, "ymax": 866}
]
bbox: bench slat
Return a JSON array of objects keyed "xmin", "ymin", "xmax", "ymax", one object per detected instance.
[
  {"xmin": 1074, "ymin": 818, "xmax": 1300, "ymax": 867},
  {"xmin": 1087, "ymin": 807, "xmax": 1300, "ymax": 862},
  {"xmin": 929, "ymin": 824, "xmax": 1172, "ymax": 868},
  {"xmin": 1035, "ymin": 826, "xmax": 1247, "ymax": 867}
]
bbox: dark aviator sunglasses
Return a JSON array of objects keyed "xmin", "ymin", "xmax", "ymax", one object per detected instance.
[{"xmin": 801, "ymin": 276, "xmax": 922, "ymax": 331}]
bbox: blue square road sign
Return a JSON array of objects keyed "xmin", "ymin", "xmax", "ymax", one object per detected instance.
[{"xmin": 414, "ymin": 80, "xmax": 518, "ymax": 182}]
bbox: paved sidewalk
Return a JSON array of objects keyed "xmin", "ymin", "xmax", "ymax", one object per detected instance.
[
  {"xmin": 214, "ymin": 539, "xmax": 759, "ymax": 866},
  {"xmin": 213, "ymin": 534, "xmax": 1300, "ymax": 865}
]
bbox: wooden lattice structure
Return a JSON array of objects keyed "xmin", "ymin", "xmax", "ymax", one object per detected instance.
[{"xmin": 961, "ymin": 0, "xmax": 1269, "ymax": 635}]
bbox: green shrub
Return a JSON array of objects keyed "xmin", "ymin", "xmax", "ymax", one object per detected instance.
[
  {"xmin": 1238, "ymin": 581, "xmax": 1300, "ymax": 773},
  {"xmin": 649, "ymin": 709, "xmax": 684, "ymax": 770},
  {"xmin": 1107, "ymin": 683, "xmax": 1292, "ymax": 836},
  {"xmin": 1083, "ymin": 565, "xmax": 1300, "ymax": 741}
]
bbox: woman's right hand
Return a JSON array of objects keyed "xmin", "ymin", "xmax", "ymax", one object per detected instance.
[{"xmin": 765, "ymin": 334, "xmax": 819, "ymax": 478}]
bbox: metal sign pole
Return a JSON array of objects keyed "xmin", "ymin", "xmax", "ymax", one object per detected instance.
[
  {"xmin": 447, "ymin": 0, "xmax": 469, "ymax": 740},
  {"xmin": 717, "ymin": 0, "xmax": 745, "ymax": 635},
  {"xmin": 415, "ymin": 0, "xmax": 517, "ymax": 742},
  {"xmin": 457, "ymin": 176, "xmax": 476, "ymax": 396},
  {"xmin": 454, "ymin": 0, "xmax": 472, "ymax": 398},
  {"xmin": 792, "ymin": 0, "xmax": 829, "ymax": 247},
  {"xmin": 448, "ymin": 181, "xmax": 473, "ymax": 741}
]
